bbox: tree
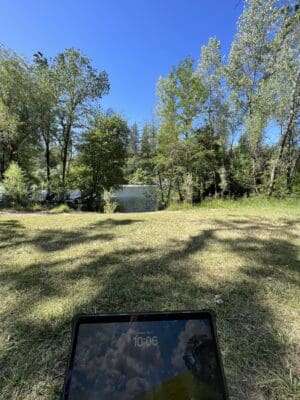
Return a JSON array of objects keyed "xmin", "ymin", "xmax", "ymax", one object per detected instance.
[
  {"xmin": 138, "ymin": 122, "xmax": 157, "ymax": 184},
  {"xmin": 227, "ymin": 0, "xmax": 278, "ymax": 194},
  {"xmin": 267, "ymin": 5, "xmax": 300, "ymax": 195},
  {"xmin": 52, "ymin": 48, "xmax": 109, "ymax": 191},
  {"xmin": 197, "ymin": 37, "xmax": 227, "ymax": 197},
  {"xmin": 174, "ymin": 57, "xmax": 206, "ymax": 140},
  {"xmin": 128, "ymin": 123, "xmax": 139, "ymax": 156},
  {"xmin": 125, "ymin": 123, "xmax": 140, "ymax": 181},
  {"xmin": 0, "ymin": 46, "xmax": 40, "ymax": 176},
  {"xmin": 33, "ymin": 52, "xmax": 58, "ymax": 198},
  {"xmin": 0, "ymin": 100, "xmax": 18, "ymax": 178},
  {"xmin": 156, "ymin": 72, "xmax": 180, "ymax": 205},
  {"xmin": 3, "ymin": 162, "xmax": 28, "ymax": 204},
  {"xmin": 156, "ymin": 58, "xmax": 206, "ymax": 204},
  {"xmin": 75, "ymin": 113, "xmax": 129, "ymax": 210}
]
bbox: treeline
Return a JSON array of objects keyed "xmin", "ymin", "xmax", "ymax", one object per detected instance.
[{"xmin": 0, "ymin": 0, "xmax": 299, "ymax": 210}]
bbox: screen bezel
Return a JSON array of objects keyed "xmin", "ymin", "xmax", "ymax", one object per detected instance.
[{"xmin": 61, "ymin": 310, "xmax": 228, "ymax": 399}]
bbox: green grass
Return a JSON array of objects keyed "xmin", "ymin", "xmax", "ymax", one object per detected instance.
[
  {"xmin": 168, "ymin": 196, "xmax": 300, "ymax": 211},
  {"xmin": 49, "ymin": 204, "xmax": 71, "ymax": 214},
  {"xmin": 0, "ymin": 205, "xmax": 299, "ymax": 399}
]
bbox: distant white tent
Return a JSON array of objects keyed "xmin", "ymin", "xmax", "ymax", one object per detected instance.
[{"xmin": 112, "ymin": 185, "xmax": 158, "ymax": 212}]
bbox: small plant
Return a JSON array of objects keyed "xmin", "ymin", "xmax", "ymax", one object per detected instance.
[
  {"xmin": 103, "ymin": 189, "xmax": 118, "ymax": 214},
  {"xmin": 30, "ymin": 203, "xmax": 43, "ymax": 212},
  {"xmin": 50, "ymin": 204, "xmax": 71, "ymax": 214}
]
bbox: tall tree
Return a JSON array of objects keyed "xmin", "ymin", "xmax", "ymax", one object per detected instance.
[
  {"xmin": 0, "ymin": 100, "xmax": 18, "ymax": 178},
  {"xmin": 128, "ymin": 123, "xmax": 139, "ymax": 157},
  {"xmin": 137, "ymin": 122, "xmax": 157, "ymax": 184},
  {"xmin": 267, "ymin": 4, "xmax": 300, "ymax": 195},
  {"xmin": 52, "ymin": 48, "xmax": 109, "ymax": 191},
  {"xmin": 156, "ymin": 72, "xmax": 180, "ymax": 205},
  {"xmin": 156, "ymin": 58, "xmax": 206, "ymax": 204},
  {"xmin": 125, "ymin": 123, "xmax": 140, "ymax": 182},
  {"xmin": 197, "ymin": 37, "xmax": 228, "ymax": 196},
  {"xmin": 0, "ymin": 46, "xmax": 39, "ymax": 175},
  {"xmin": 33, "ymin": 52, "xmax": 58, "ymax": 198},
  {"xmin": 227, "ymin": 0, "xmax": 278, "ymax": 194}
]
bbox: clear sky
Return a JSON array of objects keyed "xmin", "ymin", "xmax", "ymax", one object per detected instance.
[{"xmin": 0, "ymin": 0, "xmax": 243, "ymax": 127}]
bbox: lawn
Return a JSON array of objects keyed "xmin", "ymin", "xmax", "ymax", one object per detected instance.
[{"xmin": 0, "ymin": 204, "xmax": 299, "ymax": 399}]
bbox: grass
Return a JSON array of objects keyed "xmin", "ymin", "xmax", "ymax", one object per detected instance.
[
  {"xmin": 49, "ymin": 204, "xmax": 71, "ymax": 214},
  {"xmin": 168, "ymin": 196, "xmax": 300, "ymax": 211},
  {"xmin": 0, "ymin": 204, "xmax": 299, "ymax": 399}
]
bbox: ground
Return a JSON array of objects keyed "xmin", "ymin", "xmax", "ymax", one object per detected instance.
[{"xmin": 0, "ymin": 205, "xmax": 299, "ymax": 399}]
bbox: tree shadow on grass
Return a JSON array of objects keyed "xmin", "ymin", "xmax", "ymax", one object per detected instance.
[
  {"xmin": 0, "ymin": 215, "xmax": 299, "ymax": 399},
  {"xmin": 0, "ymin": 217, "xmax": 143, "ymax": 252},
  {"xmin": 33, "ymin": 230, "xmax": 115, "ymax": 252},
  {"xmin": 0, "ymin": 219, "xmax": 25, "ymax": 248}
]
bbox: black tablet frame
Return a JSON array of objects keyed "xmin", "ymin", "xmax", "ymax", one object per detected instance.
[{"xmin": 61, "ymin": 309, "xmax": 229, "ymax": 399}]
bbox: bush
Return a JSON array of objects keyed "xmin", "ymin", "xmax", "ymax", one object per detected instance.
[
  {"xmin": 103, "ymin": 190, "xmax": 117, "ymax": 214},
  {"xmin": 29, "ymin": 203, "xmax": 43, "ymax": 212},
  {"xmin": 3, "ymin": 162, "xmax": 28, "ymax": 205},
  {"xmin": 49, "ymin": 204, "xmax": 71, "ymax": 214}
]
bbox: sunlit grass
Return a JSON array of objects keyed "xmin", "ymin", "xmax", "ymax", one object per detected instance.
[{"xmin": 0, "ymin": 206, "xmax": 299, "ymax": 399}]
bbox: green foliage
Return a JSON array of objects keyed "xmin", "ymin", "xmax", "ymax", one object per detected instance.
[
  {"xmin": 0, "ymin": 48, "xmax": 40, "ymax": 177},
  {"xmin": 155, "ymin": 57, "xmax": 208, "ymax": 205},
  {"xmin": 52, "ymin": 48, "xmax": 110, "ymax": 188},
  {"xmin": 0, "ymin": 1, "xmax": 299, "ymax": 210},
  {"xmin": 3, "ymin": 162, "xmax": 28, "ymax": 204},
  {"xmin": 74, "ymin": 113, "xmax": 129, "ymax": 209},
  {"xmin": 129, "ymin": 168, "xmax": 149, "ymax": 184},
  {"xmin": 103, "ymin": 189, "xmax": 118, "ymax": 214},
  {"xmin": 49, "ymin": 204, "xmax": 70, "ymax": 214},
  {"xmin": 29, "ymin": 203, "xmax": 44, "ymax": 212}
]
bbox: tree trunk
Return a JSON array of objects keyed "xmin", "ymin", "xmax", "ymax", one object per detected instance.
[
  {"xmin": 177, "ymin": 180, "xmax": 184, "ymax": 202},
  {"xmin": 287, "ymin": 149, "xmax": 299, "ymax": 193},
  {"xmin": 61, "ymin": 121, "xmax": 72, "ymax": 198},
  {"xmin": 166, "ymin": 177, "xmax": 173, "ymax": 206},
  {"xmin": 0, "ymin": 149, "xmax": 5, "ymax": 179},
  {"xmin": 213, "ymin": 170, "xmax": 218, "ymax": 198},
  {"xmin": 252, "ymin": 158, "xmax": 260, "ymax": 195},
  {"xmin": 157, "ymin": 172, "xmax": 165, "ymax": 207},
  {"xmin": 45, "ymin": 138, "xmax": 51, "ymax": 200},
  {"xmin": 268, "ymin": 69, "xmax": 300, "ymax": 197}
]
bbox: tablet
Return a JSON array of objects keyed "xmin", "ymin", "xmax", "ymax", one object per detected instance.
[{"xmin": 62, "ymin": 310, "xmax": 228, "ymax": 400}]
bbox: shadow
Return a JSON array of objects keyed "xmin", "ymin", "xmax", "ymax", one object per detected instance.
[
  {"xmin": 33, "ymin": 230, "xmax": 115, "ymax": 252},
  {"xmin": 0, "ymin": 219, "xmax": 25, "ymax": 249},
  {"xmin": 0, "ymin": 214, "xmax": 299, "ymax": 399},
  {"xmin": 94, "ymin": 218, "xmax": 144, "ymax": 226},
  {"xmin": 0, "ymin": 216, "xmax": 143, "ymax": 252}
]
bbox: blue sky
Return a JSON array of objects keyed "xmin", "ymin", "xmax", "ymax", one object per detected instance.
[{"xmin": 0, "ymin": 0, "xmax": 243, "ymax": 127}]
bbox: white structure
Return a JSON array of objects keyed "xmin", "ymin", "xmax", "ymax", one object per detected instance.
[{"xmin": 112, "ymin": 185, "xmax": 158, "ymax": 212}]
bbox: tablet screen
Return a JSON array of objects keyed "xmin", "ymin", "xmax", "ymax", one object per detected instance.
[{"xmin": 63, "ymin": 312, "xmax": 227, "ymax": 400}]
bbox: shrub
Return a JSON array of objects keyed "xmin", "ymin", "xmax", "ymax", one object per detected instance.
[
  {"xmin": 30, "ymin": 203, "xmax": 43, "ymax": 212},
  {"xmin": 49, "ymin": 204, "xmax": 71, "ymax": 214},
  {"xmin": 103, "ymin": 190, "xmax": 117, "ymax": 214},
  {"xmin": 3, "ymin": 162, "xmax": 28, "ymax": 205}
]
